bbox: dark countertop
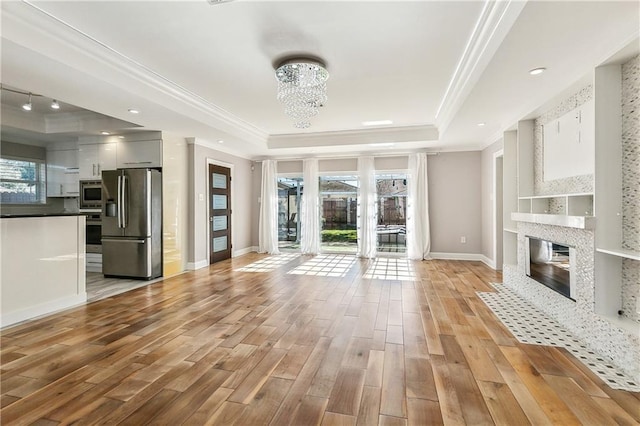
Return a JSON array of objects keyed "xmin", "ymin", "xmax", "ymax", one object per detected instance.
[{"xmin": 0, "ymin": 213, "xmax": 86, "ymax": 218}]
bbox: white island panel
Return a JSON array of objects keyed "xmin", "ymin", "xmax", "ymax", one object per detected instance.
[{"xmin": 1, "ymin": 215, "xmax": 86, "ymax": 327}]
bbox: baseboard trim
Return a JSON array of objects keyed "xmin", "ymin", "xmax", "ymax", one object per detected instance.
[
  {"xmin": 430, "ymin": 252, "xmax": 494, "ymax": 266},
  {"xmin": 1, "ymin": 293, "xmax": 87, "ymax": 328},
  {"xmin": 479, "ymin": 255, "xmax": 497, "ymax": 270},
  {"xmin": 186, "ymin": 260, "xmax": 209, "ymax": 270},
  {"xmin": 233, "ymin": 246, "xmax": 258, "ymax": 257}
]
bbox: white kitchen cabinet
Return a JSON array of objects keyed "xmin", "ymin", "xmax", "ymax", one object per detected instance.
[
  {"xmin": 78, "ymin": 143, "xmax": 116, "ymax": 179},
  {"xmin": 117, "ymin": 139, "xmax": 162, "ymax": 168},
  {"xmin": 46, "ymin": 149, "xmax": 79, "ymax": 197}
]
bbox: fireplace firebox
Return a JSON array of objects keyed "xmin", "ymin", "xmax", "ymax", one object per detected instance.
[{"xmin": 525, "ymin": 237, "xmax": 575, "ymax": 300}]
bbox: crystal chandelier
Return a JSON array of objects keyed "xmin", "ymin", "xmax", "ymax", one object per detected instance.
[{"xmin": 275, "ymin": 57, "xmax": 329, "ymax": 129}]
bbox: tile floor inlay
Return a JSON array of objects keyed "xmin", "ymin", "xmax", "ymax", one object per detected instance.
[{"xmin": 478, "ymin": 283, "xmax": 640, "ymax": 392}]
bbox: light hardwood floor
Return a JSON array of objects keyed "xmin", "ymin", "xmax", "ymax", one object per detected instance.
[{"xmin": 1, "ymin": 253, "xmax": 638, "ymax": 425}]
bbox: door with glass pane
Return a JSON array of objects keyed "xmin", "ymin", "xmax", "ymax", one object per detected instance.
[
  {"xmin": 209, "ymin": 164, "xmax": 231, "ymax": 263},
  {"xmin": 278, "ymin": 177, "xmax": 302, "ymax": 250},
  {"xmin": 376, "ymin": 174, "xmax": 407, "ymax": 253},
  {"xmin": 320, "ymin": 175, "xmax": 358, "ymax": 253}
]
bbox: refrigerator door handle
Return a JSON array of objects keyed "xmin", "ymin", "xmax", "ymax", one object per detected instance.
[
  {"xmin": 102, "ymin": 238, "xmax": 146, "ymax": 244},
  {"xmin": 117, "ymin": 175, "xmax": 122, "ymax": 228},
  {"xmin": 121, "ymin": 174, "xmax": 128, "ymax": 228}
]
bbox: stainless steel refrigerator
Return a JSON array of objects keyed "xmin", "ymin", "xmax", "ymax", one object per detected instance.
[{"xmin": 101, "ymin": 168, "xmax": 162, "ymax": 279}]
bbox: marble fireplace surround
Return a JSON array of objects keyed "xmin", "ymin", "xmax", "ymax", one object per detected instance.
[{"xmin": 503, "ymin": 221, "xmax": 640, "ymax": 383}]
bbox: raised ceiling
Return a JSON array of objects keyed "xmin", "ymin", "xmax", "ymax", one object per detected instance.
[{"xmin": 1, "ymin": 1, "xmax": 638, "ymax": 158}]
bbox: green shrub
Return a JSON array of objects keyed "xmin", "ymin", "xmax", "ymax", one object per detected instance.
[{"xmin": 321, "ymin": 229, "xmax": 357, "ymax": 242}]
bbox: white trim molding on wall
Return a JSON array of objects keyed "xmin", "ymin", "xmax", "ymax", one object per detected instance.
[
  {"xmin": 186, "ymin": 260, "xmax": 209, "ymax": 271},
  {"xmin": 1, "ymin": 293, "xmax": 87, "ymax": 328},
  {"xmin": 430, "ymin": 252, "xmax": 496, "ymax": 269},
  {"xmin": 233, "ymin": 246, "xmax": 258, "ymax": 258},
  {"xmin": 493, "ymin": 149, "xmax": 504, "ymax": 271}
]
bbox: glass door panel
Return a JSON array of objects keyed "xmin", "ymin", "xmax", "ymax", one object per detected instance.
[
  {"xmin": 320, "ymin": 175, "xmax": 358, "ymax": 253},
  {"xmin": 376, "ymin": 174, "xmax": 407, "ymax": 254},
  {"xmin": 278, "ymin": 177, "xmax": 302, "ymax": 251}
]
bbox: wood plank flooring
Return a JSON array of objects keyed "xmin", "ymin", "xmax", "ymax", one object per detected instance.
[{"xmin": 1, "ymin": 253, "xmax": 639, "ymax": 425}]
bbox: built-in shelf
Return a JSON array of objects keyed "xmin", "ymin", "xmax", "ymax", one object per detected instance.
[
  {"xmin": 503, "ymin": 228, "xmax": 518, "ymax": 234},
  {"xmin": 596, "ymin": 247, "xmax": 640, "ymax": 261},
  {"xmin": 518, "ymin": 193, "xmax": 594, "ymax": 216},
  {"xmin": 511, "ymin": 212, "xmax": 596, "ymax": 230}
]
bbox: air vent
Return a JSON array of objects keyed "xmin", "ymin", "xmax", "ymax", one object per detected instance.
[{"xmin": 207, "ymin": 0, "xmax": 234, "ymax": 4}]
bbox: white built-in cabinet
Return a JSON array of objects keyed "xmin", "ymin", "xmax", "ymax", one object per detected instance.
[
  {"xmin": 543, "ymin": 99, "xmax": 595, "ymax": 181},
  {"xmin": 503, "ymin": 62, "xmax": 637, "ymax": 332},
  {"xmin": 78, "ymin": 143, "xmax": 116, "ymax": 179},
  {"xmin": 502, "ymin": 130, "xmax": 518, "ymax": 267},
  {"xmin": 593, "ymin": 64, "xmax": 639, "ymax": 330},
  {"xmin": 46, "ymin": 149, "xmax": 79, "ymax": 197},
  {"xmin": 116, "ymin": 139, "xmax": 162, "ymax": 169}
]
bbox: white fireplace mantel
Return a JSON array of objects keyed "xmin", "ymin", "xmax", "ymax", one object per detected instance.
[{"xmin": 511, "ymin": 212, "xmax": 596, "ymax": 230}]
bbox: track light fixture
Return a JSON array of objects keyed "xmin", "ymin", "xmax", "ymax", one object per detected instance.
[
  {"xmin": 22, "ymin": 93, "xmax": 32, "ymax": 111},
  {"xmin": 1, "ymin": 85, "xmax": 63, "ymax": 112}
]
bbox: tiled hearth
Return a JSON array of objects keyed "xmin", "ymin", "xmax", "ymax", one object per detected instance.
[
  {"xmin": 479, "ymin": 283, "xmax": 639, "ymax": 392},
  {"xmin": 503, "ymin": 221, "xmax": 640, "ymax": 385}
]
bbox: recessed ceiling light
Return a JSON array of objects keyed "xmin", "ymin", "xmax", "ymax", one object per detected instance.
[
  {"xmin": 362, "ymin": 120, "xmax": 393, "ymax": 126},
  {"xmin": 217, "ymin": 140, "xmax": 224, "ymax": 144},
  {"xmin": 118, "ymin": 136, "xmax": 125, "ymax": 139},
  {"xmin": 478, "ymin": 122, "xmax": 486, "ymax": 127},
  {"xmin": 128, "ymin": 108, "xmax": 139, "ymax": 114},
  {"xmin": 101, "ymin": 131, "xmax": 110, "ymax": 135},
  {"xmin": 529, "ymin": 67, "xmax": 546, "ymax": 76},
  {"xmin": 51, "ymin": 100, "xmax": 60, "ymax": 110}
]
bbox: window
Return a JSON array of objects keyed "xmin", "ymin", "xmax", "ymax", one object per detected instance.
[
  {"xmin": 278, "ymin": 176, "xmax": 303, "ymax": 250},
  {"xmin": 0, "ymin": 156, "xmax": 46, "ymax": 204},
  {"xmin": 320, "ymin": 175, "xmax": 358, "ymax": 253},
  {"xmin": 376, "ymin": 173, "xmax": 407, "ymax": 253}
]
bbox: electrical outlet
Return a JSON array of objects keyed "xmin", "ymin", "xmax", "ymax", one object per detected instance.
[
  {"xmin": 460, "ymin": 236, "xmax": 466, "ymax": 244},
  {"xmin": 198, "ymin": 193, "xmax": 204, "ymax": 201}
]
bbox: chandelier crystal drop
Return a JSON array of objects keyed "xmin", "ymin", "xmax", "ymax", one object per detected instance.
[{"xmin": 275, "ymin": 58, "xmax": 329, "ymax": 129}]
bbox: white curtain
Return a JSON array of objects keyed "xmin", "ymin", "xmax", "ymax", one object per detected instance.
[
  {"xmin": 300, "ymin": 159, "xmax": 320, "ymax": 254},
  {"xmin": 407, "ymin": 152, "xmax": 431, "ymax": 260},
  {"xmin": 258, "ymin": 159, "xmax": 280, "ymax": 254},
  {"xmin": 357, "ymin": 156, "xmax": 377, "ymax": 258}
]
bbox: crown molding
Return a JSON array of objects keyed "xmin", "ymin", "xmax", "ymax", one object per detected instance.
[
  {"xmin": 435, "ymin": 0, "xmax": 526, "ymax": 136},
  {"xmin": 3, "ymin": 2, "xmax": 269, "ymax": 147},
  {"xmin": 267, "ymin": 125, "xmax": 439, "ymax": 149},
  {"xmin": 187, "ymin": 137, "xmax": 255, "ymax": 161}
]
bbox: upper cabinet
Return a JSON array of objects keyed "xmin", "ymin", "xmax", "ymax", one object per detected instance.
[
  {"xmin": 116, "ymin": 139, "xmax": 162, "ymax": 169},
  {"xmin": 78, "ymin": 143, "xmax": 116, "ymax": 179},
  {"xmin": 46, "ymin": 149, "xmax": 79, "ymax": 197},
  {"xmin": 543, "ymin": 99, "xmax": 595, "ymax": 181}
]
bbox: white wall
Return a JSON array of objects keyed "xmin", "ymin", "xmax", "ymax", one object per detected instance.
[
  {"xmin": 187, "ymin": 140, "xmax": 255, "ymax": 268},
  {"xmin": 428, "ymin": 151, "xmax": 483, "ymax": 255},
  {"xmin": 481, "ymin": 139, "xmax": 504, "ymax": 265}
]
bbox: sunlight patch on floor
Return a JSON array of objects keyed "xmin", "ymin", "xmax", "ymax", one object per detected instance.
[
  {"xmin": 236, "ymin": 253, "xmax": 300, "ymax": 272},
  {"xmin": 287, "ymin": 254, "xmax": 356, "ymax": 278},
  {"xmin": 363, "ymin": 258, "xmax": 416, "ymax": 281}
]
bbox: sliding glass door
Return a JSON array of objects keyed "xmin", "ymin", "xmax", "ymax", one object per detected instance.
[
  {"xmin": 376, "ymin": 173, "xmax": 407, "ymax": 253},
  {"xmin": 319, "ymin": 175, "xmax": 358, "ymax": 253},
  {"xmin": 277, "ymin": 177, "xmax": 302, "ymax": 251}
]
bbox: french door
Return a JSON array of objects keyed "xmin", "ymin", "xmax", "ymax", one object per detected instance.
[{"xmin": 209, "ymin": 164, "xmax": 231, "ymax": 263}]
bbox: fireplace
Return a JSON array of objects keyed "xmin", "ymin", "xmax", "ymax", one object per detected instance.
[{"xmin": 525, "ymin": 236, "xmax": 575, "ymax": 300}]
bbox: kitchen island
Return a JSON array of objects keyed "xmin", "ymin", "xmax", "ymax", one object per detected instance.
[{"xmin": 1, "ymin": 214, "xmax": 86, "ymax": 327}]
